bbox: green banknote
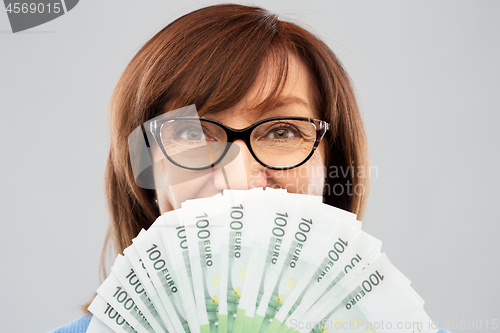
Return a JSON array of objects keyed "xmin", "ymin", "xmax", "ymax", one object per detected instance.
[
  {"xmin": 259, "ymin": 203, "xmax": 363, "ymax": 333},
  {"xmin": 234, "ymin": 190, "xmax": 319, "ymax": 333},
  {"xmin": 279, "ymin": 234, "xmax": 384, "ymax": 333},
  {"xmin": 97, "ymin": 272, "xmax": 155, "ymax": 333},
  {"xmin": 218, "ymin": 189, "xmax": 263, "ymax": 333},
  {"xmin": 124, "ymin": 242, "xmax": 178, "ymax": 333},
  {"xmin": 133, "ymin": 226, "xmax": 189, "ymax": 332},
  {"xmin": 88, "ymin": 189, "xmax": 438, "ymax": 333},
  {"xmin": 294, "ymin": 254, "xmax": 433, "ymax": 333},
  {"xmin": 161, "ymin": 209, "xmax": 201, "ymax": 333},
  {"xmin": 183, "ymin": 194, "xmax": 229, "ymax": 333},
  {"xmin": 88, "ymin": 294, "xmax": 138, "ymax": 333},
  {"xmin": 111, "ymin": 254, "xmax": 169, "ymax": 333}
]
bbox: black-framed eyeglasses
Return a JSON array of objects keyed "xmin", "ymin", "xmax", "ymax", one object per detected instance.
[{"xmin": 149, "ymin": 116, "xmax": 329, "ymax": 170}]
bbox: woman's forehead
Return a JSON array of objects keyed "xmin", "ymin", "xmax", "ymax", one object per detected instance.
[
  {"xmin": 201, "ymin": 96, "xmax": 315, "ymax": 125},
  {"xmin": 200, "ymin": 54, "xmax": 318, "ymax": 121}
]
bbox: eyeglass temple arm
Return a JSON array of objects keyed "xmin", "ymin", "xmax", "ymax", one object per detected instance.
[{"xmin": 311, "ymin": 120, "xmax": 330, "ymax": 150}]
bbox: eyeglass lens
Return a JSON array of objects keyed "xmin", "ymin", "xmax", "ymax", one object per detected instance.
[{"xmin": 159, "ymin": 119, "xmax": 318, "ymax": 169}]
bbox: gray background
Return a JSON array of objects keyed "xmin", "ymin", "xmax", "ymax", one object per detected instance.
[{"xmin": 0, "ymin": 1, "xmax": 498, "ymax": 332}]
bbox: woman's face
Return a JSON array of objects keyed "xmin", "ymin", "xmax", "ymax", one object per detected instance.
[{"xmin": 156, "ymin": 54, "xmax": 326, "ymax": 213}]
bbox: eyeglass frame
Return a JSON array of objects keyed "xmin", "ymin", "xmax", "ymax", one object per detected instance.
[{"xmin": 149, "ymin": 116, "xmax": 330, "ymax": 171}]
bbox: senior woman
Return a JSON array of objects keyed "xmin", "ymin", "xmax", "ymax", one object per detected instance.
[{"xmin": 48, "ymin": 3, "xmax": 373, "ymax": 333}]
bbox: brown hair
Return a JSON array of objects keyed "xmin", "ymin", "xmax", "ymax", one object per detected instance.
[{"xmin": 90, "ymin": 3, "xmax": 370, "ymax": 309}]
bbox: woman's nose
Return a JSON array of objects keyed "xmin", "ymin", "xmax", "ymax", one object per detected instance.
[{"xmin": 212, "ymin": 140, "xmax": 269, "ymax": 190}]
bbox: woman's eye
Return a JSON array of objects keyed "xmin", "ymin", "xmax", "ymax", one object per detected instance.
[
  {"xmin": 268, "ymin": 128, "xmax": 295, "ymax": 140},
  {"xmin": 181, "ymin": 129, "xmax": 206, "ymax": 141}
]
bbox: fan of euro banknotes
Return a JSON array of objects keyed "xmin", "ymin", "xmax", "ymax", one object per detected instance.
[{"xmin": 87, "ymin": 188, "xmax": 438, "ymax": 333}]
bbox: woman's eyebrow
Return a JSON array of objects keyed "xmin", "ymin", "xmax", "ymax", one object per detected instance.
[
  {"xmin": 245, "ymin": 95, "xmax": 313, "ymax": 118},
  {"xmin": 272, "ymin": 96, "xmax": 311, "ymax": 108}
]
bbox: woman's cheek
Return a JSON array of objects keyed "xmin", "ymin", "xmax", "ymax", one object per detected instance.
[
  {"xmin": 305, "ymin": 150, "xmax": 326, "ymax": 195},
  {"xmin": 156, "ymin": 171, "xmax": 216, "ymax": 212},
  {"xmin": 156, "ymin": 146, "xmax": 326, "ymax": 211},
  {"xmin": 268, "ymin": 150, "xmax": 325, "ymax": 195}
]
